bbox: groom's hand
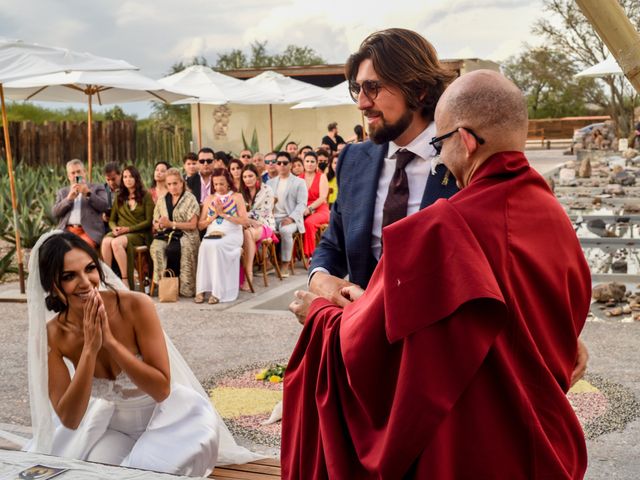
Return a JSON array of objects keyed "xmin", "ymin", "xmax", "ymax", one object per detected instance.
[{"xmin": 309, "ymin": 271, "xmax": 354, "ymax": 307}]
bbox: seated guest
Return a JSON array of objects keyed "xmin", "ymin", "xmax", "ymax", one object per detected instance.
[
  {"xmin": 262, "ymin": 151, "xmax": 278, "ymax": 183},
  {"xmin": 316, "ymin": 149, "xmax": 330, "ymax": 174},
  {"xmin": 286, "ymin": 141, "xmax": 299, "ymax": 160},
  {"xmin": 101, "ymin": 166, "xmax": 154, "ymax": 289},
  {"xmin": 239, "ymin": 164, "xmax": 276, "ymax": 291},
  {"xmin": 252, "ymin": 152, "xmax": 265, "ymax": 174},
  {"xmin": 187, "ymin": 147, "xmax": 215, "ymax": 205},
  {"xmin": 321, "ymin": 122, "xmax": 345, "ymax": 153},
  {"xmin": 228, "ymin": 158, "xmax": 244, "ymax": 192},
  {"xmin": 150, "ymin": 168, "xmax": 200, "ymax": 297},
  {"xmin": 327, "ymin": 154, "xmax": 338, "ymax": 206},
  {"xmin": 182, "ymin": 151, "xmax": 199, "ymax": 180},
  {"xmin": 267, "ymin": 152, "xmax": 307, "ymax": 274},
  {"xmin": 299, "ymin": 145, "xmax": 313, "ymax": 159},
  {"xmin": 103, "ymin": 162, "xmax": 121, "ymax": 230},
  {"xmin": 149, "ymin": 161, "xmax": 171, "ymax": 203},
  {"xmin": 347, "ymin": 124, "xmax": 366, "ymax": 143},
  {"xmin": 239, "ymin": 149, "xmax": 253, "ymax": 165},
  {"xmin": 214, "ymin": 151, "xmax": 230, "ymax": 169},
  {"xmin": 299, "ymin": 151, "xmax": 330, "ymax": 258},
  {"xmin": 53, "ymin": 159, "xmax": 109, "ymax": 249},
  {"xmin": 291, "ymin": 157, "xmax": 304, "ymax": 176},
  {"xmin": 27, "ymin": 231, "xmax": 258, "ymax": 477},
  {"xmin": 195, "ymin": 168, "xmax": 248, "ymax": 304}
]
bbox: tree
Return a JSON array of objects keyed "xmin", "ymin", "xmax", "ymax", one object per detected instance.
[
  {"xmin": 533, "ymin": 0, "xmax": 640, "ymax": 136},
  {"xmin": 503, "ymin": 45, "xmax": 606, "ymax": 119},
  {"xmin": 216, "ymin": 41, "xmax": 325, "ymax": 70}
]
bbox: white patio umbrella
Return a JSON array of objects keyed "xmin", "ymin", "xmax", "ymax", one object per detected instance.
[
  {"xmin": 575, "ymin": 56, "xmax": 624, "ymax": 77},
  {"xmin": 4, "ymin": 69, "xmax": 190, "ymax": 180},
  {"xmin": 158, "ymin": 65, "xmax": 270, "ymax": 149},
  {"xmin": 244, "ymin": 71, "xmax": 327, "ymax": 150},
  {"xmin": 291, "ymin": 81, "xmax": 352, "ymax": 109},
  {"xmin": 0, "ymin": 38, "xmax": 138, "ymax": 292}
]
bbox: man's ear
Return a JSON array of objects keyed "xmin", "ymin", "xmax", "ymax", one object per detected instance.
[{"xmin": 459, "ymin": 128, "xmax": 478, "ymax": 158}]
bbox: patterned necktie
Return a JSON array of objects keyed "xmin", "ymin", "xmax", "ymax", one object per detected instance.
[{"xmin": 382, "ymin": 149, "xmax": 416, "ymax": 228}]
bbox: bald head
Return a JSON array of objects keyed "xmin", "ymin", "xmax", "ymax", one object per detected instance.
[
  {"xmin": 433, "ymin": 70, "xmax": 528, "ymax": 188},
  {"xmin": 438, "ymin": 70, "xmax": 528, "ymax": 150}
]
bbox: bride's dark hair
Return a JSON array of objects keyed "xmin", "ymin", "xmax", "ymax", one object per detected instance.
[{"xmin": 39, "ymin": 232, "xmax": 112, "ymax": 312}]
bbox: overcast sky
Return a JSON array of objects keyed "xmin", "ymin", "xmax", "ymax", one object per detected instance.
[{"xmin": 1, "ymin": 0, "xmax": 548, "ymax": 117}]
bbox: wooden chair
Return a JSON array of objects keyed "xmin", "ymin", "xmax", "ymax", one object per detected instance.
[
  {"xmin": 134, "ymin": 245, "xmax": 151, "ymax": 293},
  {"xmin": 289, "ymin": 231, "xmax": 309, "ymax": 274},
  {"xmin": 315, "ymin": 223, "xmax": 329, "ymax": 245},
  {"xmin": 257, "ymin": 238, "xmax": 283, "ymax": 287}
]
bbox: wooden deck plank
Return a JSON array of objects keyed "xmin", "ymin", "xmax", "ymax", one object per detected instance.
[{"xmin": 209, "ymin": 459, "xmax": 281, "ymax": 479}]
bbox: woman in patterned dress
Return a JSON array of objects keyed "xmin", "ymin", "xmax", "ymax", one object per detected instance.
[{"xmin": 150, "ymin": 168, "xmax": 200, "ymax": 297}]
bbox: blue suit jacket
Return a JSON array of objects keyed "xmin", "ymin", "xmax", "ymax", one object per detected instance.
[{"xmin": 311, "ymin": 140, "xmax": 459, "ymax": 288}]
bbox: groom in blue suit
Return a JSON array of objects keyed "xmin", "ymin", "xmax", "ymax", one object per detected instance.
[{"xmin": 310, "ymin": 28, "xmax": 459, "ymax": 299}]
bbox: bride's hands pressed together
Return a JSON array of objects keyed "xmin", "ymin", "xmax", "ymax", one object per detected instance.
[{"xmin": 83, "ymin": 288, "xmax": 103, "ymax": 355}]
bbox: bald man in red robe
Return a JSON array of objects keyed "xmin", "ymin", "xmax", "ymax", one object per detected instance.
[{"xmin": 284, "ymin": 70, "xmax": 591, "ymax": 479}]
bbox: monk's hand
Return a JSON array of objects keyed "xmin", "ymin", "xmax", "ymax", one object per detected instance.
[
  {"xmin": 309, "ymin": 271, "xmax": 354, "ymax": 307},
  {"xmin": 340, "ymin": 284, "xmax": 365, "ymax": 303},
  {"xmin": 289, "ymin": 290, "xmax": 319, "ymax": 325},
  {"xmin": 570, "ymin": 339, "xmax": 589, "ymax": 387}
]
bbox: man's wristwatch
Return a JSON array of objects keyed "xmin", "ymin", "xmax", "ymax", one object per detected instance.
[{"xmin": 309, "ymin": 206, "xmax": 315, "ymax": 213}]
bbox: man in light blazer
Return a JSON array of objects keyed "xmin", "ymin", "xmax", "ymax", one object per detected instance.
[
  {"xmin": 52, "ymin": 159, "xmax": 109, "ymax": 248},
  {"xmin": 267, "ymin": 151, "xmax": 308, "ymax": 275},
  {"xmin": 309, "ymin": 28, "xmax": 458, "ymax": 300}
]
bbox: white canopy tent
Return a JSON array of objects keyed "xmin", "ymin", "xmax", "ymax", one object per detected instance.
[
  {"xmin": 291, "ymin": 81, "xmax": 352, "ymax": 109},
  {"xmin": 575, "ymin": 56, "xmax": 624, "ymax": 78},
  {"xmin": 0, "ymin": 39, "xmax": 138, "ymax": 292},
  {"xmin": 4, "ymin": 69, "xmax": 189, "ymax": 180},
  {"xmin": 158, "ymin": 65, "xmax": 271, "ymax": 149},
  {"xmin": 244, "ymin": 71, "xmax": 327, "ymax": 150}
]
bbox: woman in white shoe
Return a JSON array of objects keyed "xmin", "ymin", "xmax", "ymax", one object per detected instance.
[{"xmin": 195, "ymin": 168, "xmax": 249, "ymax": 304}]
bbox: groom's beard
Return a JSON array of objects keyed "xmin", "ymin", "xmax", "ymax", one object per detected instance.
[{"xmin": 366, "ymin": 108, "xmax": 414, "ymax": 144}]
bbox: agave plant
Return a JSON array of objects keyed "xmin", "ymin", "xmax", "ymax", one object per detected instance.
[
  {"xmin": 2, "ymin": 208, "xmax": 51, "ymax": 249},
  {"xmin": 0, "ymin": 247, "xmax": 17, "ymax": 281},
  {"xmin": 242, "ymin": 127, "xmax": 292, "ymax": 154}
]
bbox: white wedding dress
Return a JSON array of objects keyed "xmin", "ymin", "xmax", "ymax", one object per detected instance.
[{"xmin": 18, "ymin": 231, "xmax": 262, "ymax": 477}]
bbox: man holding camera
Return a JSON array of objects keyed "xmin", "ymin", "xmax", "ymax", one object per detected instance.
[{"xmin": 52, "ymin": 159, "xmax": 109, "ymax": 248}]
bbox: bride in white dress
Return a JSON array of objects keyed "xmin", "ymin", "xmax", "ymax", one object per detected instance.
[{"xmin": 24, "ymin": 230, "xmax": 260, "ymax": 477}]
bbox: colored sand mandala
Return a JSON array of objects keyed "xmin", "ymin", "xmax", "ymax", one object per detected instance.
[
  {"xmin": 568, "ymin": 373, "xmax": 640, "ymax": 439},
  {"xmin": 205, "ymin": 367, "xmax": 639, "ymax": 448},
  {"xmin": 205, "ymin": 364, "xmax": 285, "ymax": 448}
]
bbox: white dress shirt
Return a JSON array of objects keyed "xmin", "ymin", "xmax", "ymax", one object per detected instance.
[
  {"xmin": 68, "ymin": 194, "xmax": 83, "ymax": 225},
  {"xmin": 370, "ymin": 122, "xmax": 437, "ymax": 260}
]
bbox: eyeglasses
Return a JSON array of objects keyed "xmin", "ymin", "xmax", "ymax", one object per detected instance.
[
  {"xmin": 349, "ymin": 80, "xmax": 384, "ymax": 103},
  {"xmin": 276, "ymin": 161, "xmax": 290, "ymax": 166},
  {"xmin": 241, "ymin": 154, "xmax": 251, "ymax": 159},
  {"xmin": 198, "ymin": 159, "xmax": 214, "ymax": 164},
  {"xmin": 429, "ymin": 127, "xmax": 485, "ymax": 155},
  {"xmin": 265, "ymin": 159, "xmax": 276, "ymax": 165}
]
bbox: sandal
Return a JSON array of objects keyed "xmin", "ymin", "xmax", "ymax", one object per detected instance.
[
  {"xmin": 194, "ymin": 293, "xmax": 204, "ymax": 304},
  {"xmin": 208, "ymin": 295, "xmax": 219, "ymax": 304},
  {"xmin": 240, "ymin": 283, "xmax": 251, "ymax": 292}
]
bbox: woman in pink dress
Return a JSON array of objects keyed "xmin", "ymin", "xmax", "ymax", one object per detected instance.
[{"xmin": 299, "ymin": 151, "xmax": 330, "ymax": 258}]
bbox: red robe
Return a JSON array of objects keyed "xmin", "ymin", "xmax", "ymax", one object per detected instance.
[{"xmin": 282, "ymin": 152, "xmax": 591, "ymax": 479}]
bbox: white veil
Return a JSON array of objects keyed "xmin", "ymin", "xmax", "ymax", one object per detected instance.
[{"xmin": 25, "ymin": 230, "xmax": 261, "ymax": 465}]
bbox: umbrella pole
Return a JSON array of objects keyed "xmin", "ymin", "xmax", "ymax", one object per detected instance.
[
  {"xmin": 0, "ymin": 83, "xmax": 26, "ymax": 293},
  {"xmin": 87, "ymin": 92, "xmax": 93, "ymax": 182},
  {"xmin": 269, "ymin": 104, "xmax": 274, "ymax": 152},
  {"xmin": 197, "ymin": 102, "xmax": 202, "ymax": 149}
]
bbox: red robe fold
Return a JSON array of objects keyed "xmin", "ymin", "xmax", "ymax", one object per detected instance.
[{"xmin": 282, "ymin": 152, "xmax": 591, "ymax": 479}]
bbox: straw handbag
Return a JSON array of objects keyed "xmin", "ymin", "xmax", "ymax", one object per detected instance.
[{"xmin": 158, "ymin": 269, "xmax": 179, "ymax": 303}]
